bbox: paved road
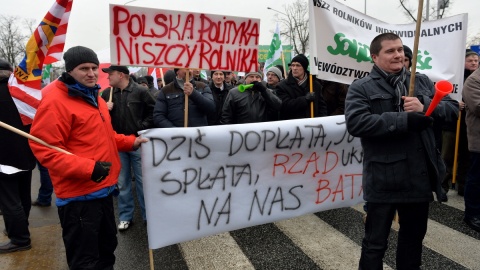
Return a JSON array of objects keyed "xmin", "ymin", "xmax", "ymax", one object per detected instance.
[{"xmin": 1, "ymin": 168, "xmax": 479, "ymax": 269}]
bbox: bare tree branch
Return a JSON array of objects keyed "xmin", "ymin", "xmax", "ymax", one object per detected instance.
[
  {"xmin": 399, "ymin": 0, "xmax": 417, "ymax": 21},
  {"xmin": 273, "ymin": 0, "xmax": 309, "ymax": 55},
  {"xmin": 0, "ymin": 15, "xmax": 30, "ymax": 66},
  {"xmin": 398, "ymin": 0, "xmax": 452, "ymax": 21},
  {"xmin": 467, "ymin": 33, "xmax": 480, "ymax": 47}
]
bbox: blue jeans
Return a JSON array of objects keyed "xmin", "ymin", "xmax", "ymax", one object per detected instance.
[
  {"xmin": 465, "ymin": 152, "xmax": 480, "ymax": 219},
  {"xmin": 36, "ymin": 161, "xmax": 53, "ymax": 205},
  {"xmin": 117, "ymin": 148, "xmax": 146, "ymax": 222}
]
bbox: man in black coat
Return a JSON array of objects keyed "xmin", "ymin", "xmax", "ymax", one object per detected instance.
[
  {"xmin": 276, "ymin": 54, "xmax": 327, "ymax": 119},
  {"xmin": 345, "ymin": 33, "xmax": 451, "ymax": 270},
  {"xmin": 207, "ymin": 70, "xmax": 233, "ymax": 125},
  {"xmin": 0, "ymin": 59, "xmax": 36, "ymax": 253}
]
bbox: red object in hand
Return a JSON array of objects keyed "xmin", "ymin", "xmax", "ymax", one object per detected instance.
[{"xmin": 425, "ymin": 80, "xmax": 453, "ymax": 116}]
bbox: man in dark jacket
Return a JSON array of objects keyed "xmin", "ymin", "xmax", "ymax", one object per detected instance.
[
  {"xmin": 0, "ymin": 59, "xmax": 35, "ymax": 253},
  {"xmin": 154, "ymin": 68, "xmax": 215, "ymax": 127},
  {"xmin": 220, "ymin": 71, "xmax": 281, "ymax": 124},
  {"xmin": 276, "ymin": 54, "xmax": 327, "ymax": 119},
  {"xmin": 101, "ymin": 65, "xmax": 155, "ymax": 231},
  {"xmin": 462, "ymin": 62, "xmax": 480, "ymax": 233},
  {"xmin": 441, "ymin": 49, "xmax": 478, "ymax": 199},
  {"xmin": 207, "ymin": 70, "xmax": 233, "ymax": 125},
  {"xmin": 345, "ymin": 33, "xmax": 455, "ymax": 270}
]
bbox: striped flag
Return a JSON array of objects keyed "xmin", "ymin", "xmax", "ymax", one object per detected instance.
[{"xmin": 8, "ymin": 0, "xmax": 73, "ymax": 125}]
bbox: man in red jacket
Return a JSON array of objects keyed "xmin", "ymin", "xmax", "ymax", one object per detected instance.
[{"xmin": 29, "ymin": 46, "xmax": 147, "ymax": 269}]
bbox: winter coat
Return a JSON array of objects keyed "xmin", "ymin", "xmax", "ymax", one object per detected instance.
[
  {"xmin": 276, "ymin": 71, "xmax": 327, "ymax": 119},
  {"xmin": 0, "ymin": 77, "xmax": 35, "ymax": 171},
  {"xmin": 101, "ymin": 78, "xmax": 155, "ymax": 135},
  {"xmin": 207, "ymin": 81, "xmax": 233, "ymax": 125},
  {"xmin": 345, "ymin": 68, "xmax": 456, "ymax": 203},
  {"xmin": 29, "ymin": 79, "xmax": 136, "ymax": 199},
  {"xmin": 463, "ymin": 68, "xmax": 480, "ymax": 153},
  {"xmin": 220, "ymin": 85, "xmax": 282, "ymax": 124},
  {"xmin": 154, "ymin": 79, "xmax": 215, "ymax": 127}
]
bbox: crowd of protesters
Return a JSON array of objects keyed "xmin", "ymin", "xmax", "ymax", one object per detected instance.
[{"xmin": 1, "ymin": 34, "xmax": 479, "ymax": 270}]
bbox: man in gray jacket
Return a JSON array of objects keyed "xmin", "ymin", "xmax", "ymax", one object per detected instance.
[
  {"xmin": 345, "ymin": 33, "xmax": 455, "ymax": 270},
  {"xmin": 462, "ymin": 66, "xmax": 480, "ymax": 232},
  {"xmin": 221, "ymin": 71, "xmax": 281, "ymax": 124}
]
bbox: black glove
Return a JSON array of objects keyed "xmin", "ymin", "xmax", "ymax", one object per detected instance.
[
  {"xmin": 305, "ymin": 92, "xmax": 315, "ymax": 102},
  {"xmin": 407, "ymin": 112, "xmax": 433, "ymax": 131},
  {"xmin": 91, "ymin": 161, "xmax": 112, "ymax": 183},
  {"xmin": 252, "ymin": 81, "xmax": 267, "ymax": 93}
]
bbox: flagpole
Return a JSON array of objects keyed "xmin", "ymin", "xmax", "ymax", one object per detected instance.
[
  {"xmin": 281, "ymin": 52, "xmax": 287, "ymax": 79},
  {"xmin": 159, "ymin": 68, "xmax": 165, "ymax": 88},
  {"xmin": 452, "ymin": 111, "xmax": 462, "ymax": 185},
  {"xmin": 184, "ymin": 70, "xmax": 189, "ymax": 127},
  {"xmin": 108, "ymin": 87, "xmax": 113, "ymax": 103},
  {"xmin": 149, "ymin": 249, "xmax": 154, "ymax": 270},
  {"xmin": 309, "ymin": 74, "xmax": 314, "ymax": 118},
  {"xmin": 408, "ymin": 0, "xmax": 424, "ymax": 97},
  {"xmin": 0, "ymin": 121, "xmax": 72, "ymax": 155}
]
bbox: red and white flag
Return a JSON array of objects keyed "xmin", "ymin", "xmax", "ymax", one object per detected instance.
[
  {"xmin": 8, "ymin": 0, "xmax": 73, "ymax": 125},
  {"xmin": 147, "ymin": 67, "xmax": 163, "ymax": 89}
]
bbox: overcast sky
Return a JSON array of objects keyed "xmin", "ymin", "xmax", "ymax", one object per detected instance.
[{"xmin": 1, "ymin": 0, "xmax": 479, "ymax": 57}]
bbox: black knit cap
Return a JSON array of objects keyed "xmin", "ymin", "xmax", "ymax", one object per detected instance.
[
  {"xmin": 63, "ymin": 46, "xmax": 99, "ymax": 72},
  {"xmin": 0, "ymin": 59, "xmax": 13, "ymax": 72},
  {"xmin": 291, "ymin": 54, "xmax": 309, "ymax": 71},
  {"xmin": 403, "ymin": 45, "xmax": 413, "ymax": 68}
]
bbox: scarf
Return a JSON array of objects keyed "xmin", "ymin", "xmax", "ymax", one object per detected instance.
[
  {"xmin": 60, "ymin": 72, "xmax": 101, "ymax": 107},
  {"xmin": 295, "ymin": 73, "xmax": 308, "ymax": 87},
  {"xmin": 373, "ymin": 65, "xmax": 407, "ymax": 112}
]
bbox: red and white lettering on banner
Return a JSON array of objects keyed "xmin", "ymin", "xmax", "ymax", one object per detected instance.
[{"xmin": 109, "ymin": 5, "xmax": 260, "ymax": 72}]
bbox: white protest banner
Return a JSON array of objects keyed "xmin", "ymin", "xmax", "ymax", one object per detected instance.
[
  {"xmin": 140, "ymin": 116, "xmax": 364, "ymax": 249},
  {"xmin": 309, "ymin": 0, "xmax": 468, "ymax": 101},
  {"xmin": 109, "ymin": 5, "xmax": 260, "ymax": 72}
]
